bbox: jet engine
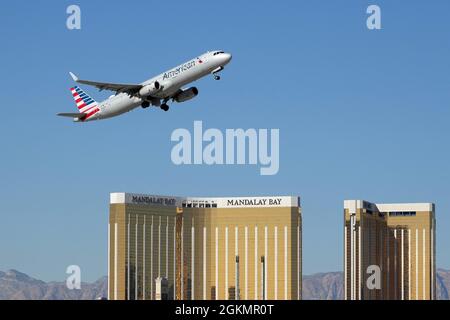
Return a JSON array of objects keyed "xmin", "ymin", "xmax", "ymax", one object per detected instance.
[
  {"xmin": 139, "ymin": 81, "xmax": 161, "ymax": 97},
  {"xmin": 173, "ymin": 87, "xmax": 199, "ymax": 103}
]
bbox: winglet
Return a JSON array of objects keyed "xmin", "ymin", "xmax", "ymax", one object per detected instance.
[{"xmin": 69, "ymin": 72, "xmax": 79, "ymax": 82}]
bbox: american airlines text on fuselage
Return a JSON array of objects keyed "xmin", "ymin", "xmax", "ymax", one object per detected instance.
[{"xmin": 162, "ymin": 60, "xmax": 197, "ymax": 80}]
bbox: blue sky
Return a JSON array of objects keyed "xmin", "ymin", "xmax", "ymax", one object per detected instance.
[{"xmin": 0, "ymin": 1, "xmax": 449, "ymax": 282}]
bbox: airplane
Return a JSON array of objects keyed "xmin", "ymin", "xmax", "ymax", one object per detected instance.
[{"xmin": 57, "ymin": 50, "xmax": 232, "ymax": 122}]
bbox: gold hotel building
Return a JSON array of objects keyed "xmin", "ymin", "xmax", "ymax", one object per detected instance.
[
  {"xmin": 109, "ymin": 192, "xmax": 302, "ymax": 300},
  {"xmin": 344, "ymin": 200, "xmax": 436, "ymax": 300}
]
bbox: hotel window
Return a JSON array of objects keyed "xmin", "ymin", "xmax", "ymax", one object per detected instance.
[
  {"xmin": 389, "ymin": 211, "xmax": 417, "ymax": 217},
  {"xmin": 228, "ymin": 287, "xmax": 236, "ymax": 300}
]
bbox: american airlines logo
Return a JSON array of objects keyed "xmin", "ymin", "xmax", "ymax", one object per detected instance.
[{"xmin": 131, "ymin": 196, "xmax": 176, "ymax": 206}]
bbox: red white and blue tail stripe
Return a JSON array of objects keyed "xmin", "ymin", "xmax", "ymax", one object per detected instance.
[{"xmin": 70, "ymin": 86, "xmax": 100, "ymax": 120}]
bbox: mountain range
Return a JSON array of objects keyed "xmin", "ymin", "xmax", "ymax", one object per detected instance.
[
  {"xmin": 0, "ymin": 270, "xmax": 107, "ymax": 300},
  {"xmin": 0, "ymin": 269, "xmax": 449, "ymax": 300},
  {"xmin": 302, "ymin": 269, "xmax": 450, "ymax": 300}
]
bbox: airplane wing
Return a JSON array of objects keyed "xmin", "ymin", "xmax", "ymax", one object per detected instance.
[{"xmin": 69, "ymin": 72, "xmax": 142, "ymax": 95}]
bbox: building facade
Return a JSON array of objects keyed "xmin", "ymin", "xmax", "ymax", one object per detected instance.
[
  {"xmin": 109, "ymin": 193, "xmax": 302, "ymax": 300},
  {"xmin": 344, "ymin": 200, "xmax": 436, "ymax": 300}
]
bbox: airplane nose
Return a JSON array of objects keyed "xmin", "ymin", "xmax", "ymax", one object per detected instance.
[{"xmin": 223, "ymin": 53, "xmax": 232, "ymax": 64}]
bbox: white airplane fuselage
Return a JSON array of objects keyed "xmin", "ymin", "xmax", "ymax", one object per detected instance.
[{"xmin": 79, "ymin": 51, "xmax": 231, "ymax": 121}]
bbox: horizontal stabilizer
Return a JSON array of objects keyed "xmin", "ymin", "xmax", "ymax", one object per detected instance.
[{"xmin": 57, "ymin": 112, "xmax": 86, "ymax": 119}]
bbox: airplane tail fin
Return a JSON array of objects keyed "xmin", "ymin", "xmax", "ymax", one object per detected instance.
[{"xmin": 70, "ymin": 86, "xmax": 98, "ymax": 113}]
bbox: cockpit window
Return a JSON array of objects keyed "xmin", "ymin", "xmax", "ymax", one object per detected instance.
[{"xmin": 213, "ymin": 51, "xmax": 225, "ymax": 55}]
